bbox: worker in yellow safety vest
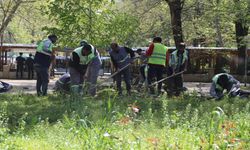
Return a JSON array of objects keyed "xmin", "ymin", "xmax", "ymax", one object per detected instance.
[
  {"xmin": 34, "ymin": 34, "xmax": 58, "ymax": 96},
  {"xmin": 146, "ymin": 37, "xmax": 169, "ymax": 95},
  {"xmin": 68, "ymin": 44, "xmax": 94, "ymax": 94}
]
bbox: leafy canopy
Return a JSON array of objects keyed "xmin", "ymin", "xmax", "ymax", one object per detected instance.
[{"xmin": 44, "ymin": 0, "xmax": 140, "ymax": 49}]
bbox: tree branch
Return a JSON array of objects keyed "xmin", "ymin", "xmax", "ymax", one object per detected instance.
[{"xmin": 0, "ymin": 0, "xmax": 23, "ymax": 34}]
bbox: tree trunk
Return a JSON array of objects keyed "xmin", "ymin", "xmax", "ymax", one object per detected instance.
[
  {"xmin": 235, "ymin": 20, "xmax": 249, "ymax": 75},
  {"xmin": 0, "ymin": 0, "xmax": 24, "ymax": 70},
  {"xmin": 215, "ymin": 15, "xmax": 224, "ymax": 47},
  {"xmin": 213, "ymin": 0, "xmax": 224, "ymax": 47},
  {"xmin": 166, "ymin": 0, "xmax": 184, "ymax": 50},
  {"xmin": 0, "ymin": 34, "xmax": 3, "ymax": 71}
]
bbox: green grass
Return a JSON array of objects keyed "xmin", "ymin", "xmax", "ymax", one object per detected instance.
[{"xmin": 0, "ymin": 89, "xmax": 249, "ymax": 149}]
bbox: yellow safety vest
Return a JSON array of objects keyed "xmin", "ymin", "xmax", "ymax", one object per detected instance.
[
  {"xmin": 36, "ymin": 39, "xmax": 53, "ymax": 56},
  {"xmin": 71, "ymin": 46, "xmax": 95, "ymax": 65},
  {"xmin": 148, "ymin": 43, "xmax": 167, "ymax": 66}
]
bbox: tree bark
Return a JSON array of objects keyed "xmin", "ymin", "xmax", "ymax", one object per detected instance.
[
  {"xmin": 234, "ymin": 0, "xmax": 249, "ymax": 75},
  {"xmin": 235, "ymin": 20, "xmax": 249, "ymax": 75},
  {"xmin": 165, "ymin": 0, "xmax": 184, "ymax": 49}
]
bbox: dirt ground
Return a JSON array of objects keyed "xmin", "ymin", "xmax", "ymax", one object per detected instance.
[
  {"xmin": 1, "ymin": 77, "xmax": 212, "ymax": 95},
  {"xmin": 1, "ymin": 78, "xmax": 57, "ymax": 94},
  {"xmin": 2, "ymin": 74, "xmax": 250, "ymax": 96}
]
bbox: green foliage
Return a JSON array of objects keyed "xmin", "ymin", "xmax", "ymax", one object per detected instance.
[
  {"xmin": 183, "ymin": 0, "xmax": 232, "ymax": 46},
  {"xmin": 2, "ymin": 0, "xmax": 51, "ymax": 43},
  {"xmin": 0, "ymin": 101, "xmax": 9, "ymax": 144},
  {"xmin": 44, "ymin": 0, "xmax": 140, "ymax": 49},
  {"xmin": 2, "ymin": 0, "xmax": 248, "ymax": 48},
  {"xmin": 117, "ymin": 0, "xmax": 173, "ymax": 46},
  {"xmin": 0, "ymin": 91, "xmax": 249, "ymax": 149}
]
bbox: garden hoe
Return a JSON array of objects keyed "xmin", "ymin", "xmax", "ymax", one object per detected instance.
[
  {"xmin": 90, "ymin": 57, "xmax": 140, "ymax": 91},
  {"xmin": 149, "ymin": 71, "xmax": 185, "ymax": 87}
]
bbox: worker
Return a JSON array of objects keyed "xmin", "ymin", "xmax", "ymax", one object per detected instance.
[
  {"xmin": 210, "ymin": 73, "xmax": 250, "ymax": 100},
  {"xmin": 26, "ymin": 53, "xmax": 34, "ymax": 79},
  {"xmin": 109, "ymin": 42, "xmax": 135, "ymax": 95},
  {"xmin": 34, "ymin": 34, "xmax": 58, "ymax": 96},
  {"xmin": 80, "ymin": 40, "xmax": 102, "ymax": 96},
  {"xmin": 68, "ymin": 44, "xmax": 93, "ymax": 94},
  {"xmin": 168, "ymin": 42, "xmax": 188, "ymax": 96},
  {"xmin": 16, "ymin": 52, "xmax": 26, "ymax": 79},
  {"xmin": 136, "ymin": 48, "xmax": 148, "ymax": 89},
  {"xmin": 146, "ymin": 37, "xmax": 168, "ymax": 95},
  {"xmin": 54, "ymin": 73, "xmax": 71, "ymax": 93},
  {"xmin": 0, "ymin": 81, "xmax": 12, "ymax": 93}
]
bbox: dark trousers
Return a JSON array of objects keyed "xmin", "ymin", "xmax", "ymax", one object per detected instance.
[
  {"xmin": 35, "ymin": 65, "xmax": 49, "ymax": 96},
  {"xmin": 168, "ymin": 74, "xmax": 183, "ymax": 96},
  {"xmin": 147, "ymin": 64, "xmax": 164, "ymax": 94},
  {"xmin": 115, "ymin": 67, "xmax": 131, "ymax": 94},
  {"xmin": 27, "ymin": 66, "xmax": 34, "ymax": 79},
  {"xmin": 139, "ymin": 65, "xmax": 146, "ymax": 83},
  {"xmin": 16, "ymin": 65, "xmax": 24, "ymax": 78},
  {"xmin": 166, "ymin": 67, "xmax": 183, "ymax": 96}
]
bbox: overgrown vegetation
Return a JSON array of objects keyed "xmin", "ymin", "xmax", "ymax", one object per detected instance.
[{"xmin": 0, "ymin": 90, "xmax": 249, "ymax": 149}]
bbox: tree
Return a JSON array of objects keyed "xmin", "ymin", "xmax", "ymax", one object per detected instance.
[
  {"xmin": 44, "ymin": 0, "xmax": 140, "ymax": 49},
  {"xmin": 0, "ymin": 0, "xmax": 22, "ymax": 35},
  {"xmin": 181, "ymin": 0, "xmax": 231, "ymax": 47},
  {"xmin": 0, "ymin": 0, "xmax": 35, "ymax": 35},
  {"xmin": 165, "ymin": 0, "xmax": 185, "ymax": 49},
  {"xmin": 0, "ymin": 0, "xmax": 35, "ymax": 70},
  {"xmin": 4, "ymin": 0, "xmax": 53, "ymax": 43},
  {"xmin": 120, "ymin": 0, "xmax": 173, "ymax": 46},
  {"xmin": 233, "ymin": 0, "xmax": 249, "ymax": 74}
]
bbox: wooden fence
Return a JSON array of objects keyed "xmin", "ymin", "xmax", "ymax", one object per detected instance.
[{"xmin": 1, "ymin": 44, "xmax": 249, "ymax": 79}]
